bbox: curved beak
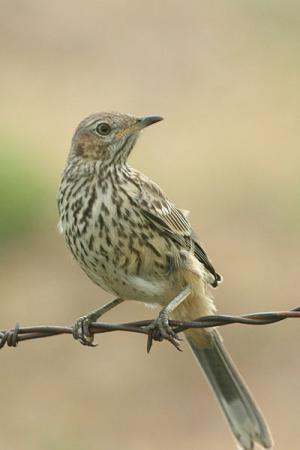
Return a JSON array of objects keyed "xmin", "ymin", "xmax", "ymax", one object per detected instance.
[{"xmin": 138, "ymin": 115, "xmax": 163, "ymax": 129}]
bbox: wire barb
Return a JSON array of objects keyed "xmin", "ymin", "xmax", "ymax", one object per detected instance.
[
  {"xmin": 0, "ymin": 323, "xmax": 20, "ymax": 349},
  {"xmin": 0, "ymin": 307, "xmax": 299, "ymax": 350}
]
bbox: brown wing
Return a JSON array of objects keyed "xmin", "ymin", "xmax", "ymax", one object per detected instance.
[{"xmin": 134, "ymin": 175, "xmax": 221, "ymax": 287}]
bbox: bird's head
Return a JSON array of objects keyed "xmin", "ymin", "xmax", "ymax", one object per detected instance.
[{"xmin": 70, "ymin": 112, "xmax": 163, "ymax": 165}]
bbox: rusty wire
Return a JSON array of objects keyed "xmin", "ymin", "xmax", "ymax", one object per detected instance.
[{"xmin": 0, "ymin": 306, "xmax": 299, "ymax": 350}]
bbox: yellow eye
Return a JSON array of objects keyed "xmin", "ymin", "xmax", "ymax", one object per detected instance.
[{"xmin": 96, "ymin": 122, "xmax": 111, "ymax": 136}]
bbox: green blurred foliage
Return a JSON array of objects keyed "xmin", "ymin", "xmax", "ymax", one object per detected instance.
[{"xmin": 0, "ymin": 134, "xmax": 52, "ymax": 246}]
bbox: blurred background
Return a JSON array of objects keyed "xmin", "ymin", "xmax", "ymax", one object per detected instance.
[{"xmin": 0, "ymin": 1, "xmax": 299, "ymax": 449}]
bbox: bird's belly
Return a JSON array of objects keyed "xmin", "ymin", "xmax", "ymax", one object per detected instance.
[
  {"xmin": 61, "ymin": 200, "xmax": 184, "ymax": 305},
  {"xmin": 81, "ymin": 254, "xmax": 178, "ymax": 306},
  {"xmin": 67, "ymin": 233, "xmax": 180, "ymax": 305}
]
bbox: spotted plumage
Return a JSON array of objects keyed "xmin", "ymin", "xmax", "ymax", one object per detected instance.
[
  {"xmin": 58, "ymin": 113, "xmax": 220, "ymax": 302},
  {"xmin": 58, "ymin": 112, "xmax": 272, "ymax": 450}
]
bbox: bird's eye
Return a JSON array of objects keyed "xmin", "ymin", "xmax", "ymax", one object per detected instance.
[{"xmin": 96, "ymin": 122, "xmax": 111, "ymax": 136}]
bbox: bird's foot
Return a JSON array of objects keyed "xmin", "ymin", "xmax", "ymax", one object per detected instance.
[
  {"xmin": 145, "ymin": 310, "xmax": 182, "ymax": 353},
  {"xmin": 72, "ymin": 314, "xmax": 98, "ymax": 347}
]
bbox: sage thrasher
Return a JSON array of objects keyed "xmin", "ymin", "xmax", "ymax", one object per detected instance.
[{"xmin": 58, "ymin": 112, "xmax": 273, "ymax": 450}]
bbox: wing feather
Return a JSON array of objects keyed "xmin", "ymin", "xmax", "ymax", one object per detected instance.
[{"xmin": 131, "ymin": 173, "xmax": 221, "ymax": 287}]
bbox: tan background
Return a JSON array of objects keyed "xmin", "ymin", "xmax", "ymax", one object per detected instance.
[{"xmin": 1, "ymin": 1, "xmax": 300, "ymax": 449}]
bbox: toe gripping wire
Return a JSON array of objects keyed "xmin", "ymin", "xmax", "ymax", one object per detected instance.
[{"xmin": 0, "ymin": 306, "xmax": 300, "ymax": 350}]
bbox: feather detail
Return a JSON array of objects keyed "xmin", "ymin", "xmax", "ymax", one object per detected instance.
[{"xmin": 130, "ymin": 171, "xmax": 221, "ymax": 287}]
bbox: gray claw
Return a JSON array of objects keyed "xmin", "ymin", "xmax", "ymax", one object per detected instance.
[
  {"xmin": 145, "ymin": 312, "xmax": 182, "ymax": 353},
  {"xmin": 73, "ymin": 316, "xmax": 97, "ymax": 347}
]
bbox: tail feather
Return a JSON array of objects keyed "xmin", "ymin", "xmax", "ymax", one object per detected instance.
[
  {"xmin": 186, "ymin": 331, "xmax": 273, "ymax": 450},
  {"xmin": 170, "ymin": 278, "xmax": 273, "ymax": 449}
]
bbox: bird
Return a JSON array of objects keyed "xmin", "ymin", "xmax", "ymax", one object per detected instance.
[{"xmin": 57, "ymin": 111, "xmax": 273, "ymax": 450}]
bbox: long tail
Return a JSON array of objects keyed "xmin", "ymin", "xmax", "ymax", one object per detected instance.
[
  {"xmin": 171, "ymin": 286, "xmax": 273, "ymax": 450},
  {"xmin": 187, "ymin": 331, "xmax": 273, "ymax": 450}
]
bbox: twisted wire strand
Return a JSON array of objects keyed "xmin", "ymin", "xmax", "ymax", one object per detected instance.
[{"xmin": 1, "ymin": 306, "xmax": 299, "ymax": 349}]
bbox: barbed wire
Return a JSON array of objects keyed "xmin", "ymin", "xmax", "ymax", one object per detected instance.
[{"xmin": 1, "ymin": 306, "xmax": 299, "ymax": 350}]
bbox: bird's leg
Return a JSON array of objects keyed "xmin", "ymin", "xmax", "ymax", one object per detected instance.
[
  {"xmin": 73, "ymin": 297, "xmax": 124, "ymax": 346},
  {"xmin": 146, "ymin": 285, "xmax": 192, "ymax": 352}
]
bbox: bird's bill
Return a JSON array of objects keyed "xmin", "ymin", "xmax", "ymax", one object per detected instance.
[
  {"xmin": 115, "ymin": 115, "xmax": 163, "ymax": 139},
  {"xmin": 138, "ymin": 115, "xmax": 163, "ymax": 129}
]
